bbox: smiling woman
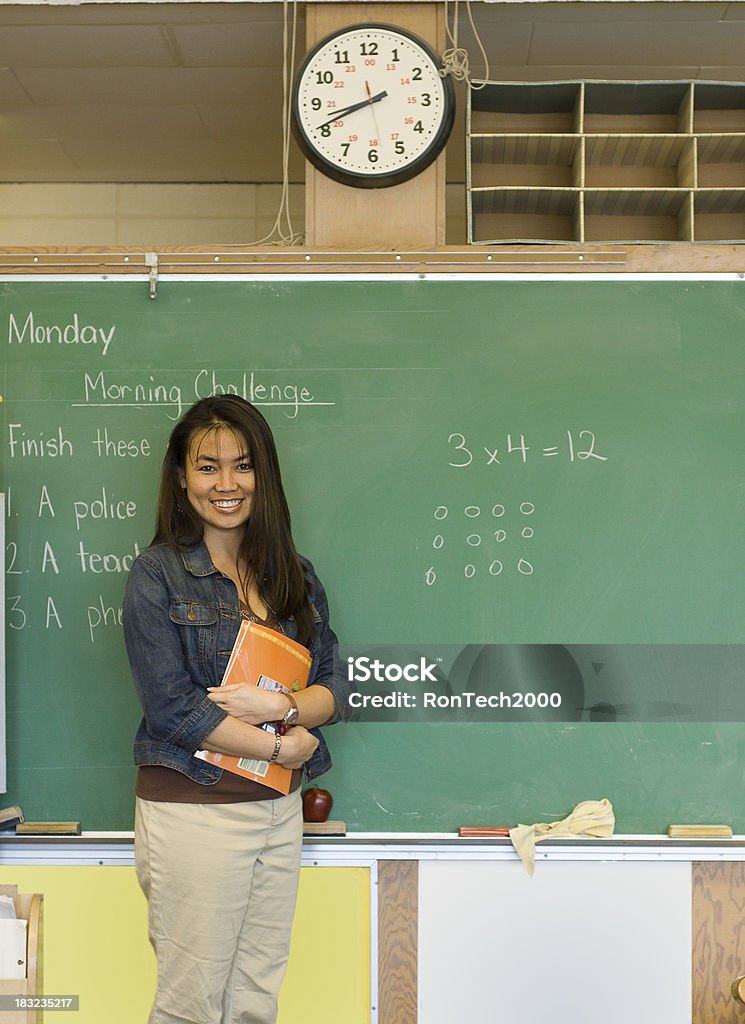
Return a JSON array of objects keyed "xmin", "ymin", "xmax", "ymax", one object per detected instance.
[
  {"xmin": 121, "ymin": 394, "xmax": 351, "ymax": 1024},
  {"xmin": 179, "ymin": 427, "xmax": 256, "ymax": 546}
]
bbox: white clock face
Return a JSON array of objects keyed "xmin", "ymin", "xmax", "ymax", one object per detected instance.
[{"xmin": 292, "ymin": 24, "xmax": 455, "ymax": 188}]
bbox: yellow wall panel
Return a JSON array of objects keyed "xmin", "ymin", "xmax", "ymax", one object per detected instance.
[
  {"xmin": 2, "ymin": 867, "xmax": 154, "ymax": 1024},
  {"xmin": 280, "ymin": 867, "xmax": 370, "ymax": 1024},
  {"xmin": 2, "ymin": 865, "xmax": 369, "ymax": 1024}
]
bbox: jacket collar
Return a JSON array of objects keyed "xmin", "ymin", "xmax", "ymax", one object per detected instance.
[{"xmin": 179, "ymin": 541, "xmax": 218, "ymax": 578}]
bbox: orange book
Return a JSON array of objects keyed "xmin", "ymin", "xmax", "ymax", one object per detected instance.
[{"xmin": 194, "ymin": 620, "xmax": 311, "ymax": 794}]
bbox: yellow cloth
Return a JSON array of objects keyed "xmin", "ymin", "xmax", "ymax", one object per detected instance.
[{"xmin": 509, "ymin": 798, "xmax": 615, "ymax": 874}]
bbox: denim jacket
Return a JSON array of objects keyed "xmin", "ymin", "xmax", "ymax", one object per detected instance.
[{"xmin": 122, "ymin": 541, "xmax": 351, "ymax": 786}]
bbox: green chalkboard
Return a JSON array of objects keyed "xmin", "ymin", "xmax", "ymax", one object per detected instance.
[{"xmin": 2, "ymin": 277, "xmax": 745, "ymax": 832}]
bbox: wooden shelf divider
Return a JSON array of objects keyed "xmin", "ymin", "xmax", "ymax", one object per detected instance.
[{"xmin": 467, "ymin": 80, "xmax": 745, "ymax": 244}]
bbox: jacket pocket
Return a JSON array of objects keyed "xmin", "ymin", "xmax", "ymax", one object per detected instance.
[{"xmin": 169, "ymin": 601, "xmax": 218, "ymax": 627}]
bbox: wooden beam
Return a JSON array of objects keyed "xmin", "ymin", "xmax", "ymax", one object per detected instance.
[{"xmin": 1, "ymin": 244, "xmax": 744, "ymax": 275}]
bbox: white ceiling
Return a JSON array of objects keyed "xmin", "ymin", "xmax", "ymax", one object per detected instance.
[{"xmin": 1, "ymin": 1, "xmax": 745, "ymax": 184}]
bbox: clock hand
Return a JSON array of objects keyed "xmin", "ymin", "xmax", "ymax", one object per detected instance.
[
  {"xmin": 316, "ymin": 90, "xmax": 387, "ymax": 129},
  {"xmin": 365, "ymin": 80, "xmax": 382, "ymax": 149}
]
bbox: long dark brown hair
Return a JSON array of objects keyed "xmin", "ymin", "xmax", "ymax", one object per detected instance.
[{"xmin": 152, "ymin": 395, "xmax": 314, "ymax": 646}]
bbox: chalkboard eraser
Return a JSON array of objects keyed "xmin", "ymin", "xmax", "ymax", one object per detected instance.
[
  {"xmin": 0, "ymin": 805, "xmax": 24, "ymax": 830},
  {"xmin": 16, "ymin": 821, "xmax": 81, "ymax": 836},
  {"xmin": 303, "ymin": 820, "xmax": 347, "ymax": 837},
  {"xmin": 668, "ymin": 824, "xmax": 733, "ymax": 839},
  {"xmin": 458, "ymin": 826, "xmax": 512, "ymax": 837}
]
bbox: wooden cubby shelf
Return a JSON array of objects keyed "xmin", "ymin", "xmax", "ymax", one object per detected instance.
[{"xmin": 467, "ymin": 80, "xmax": 745, "ymax": 244}]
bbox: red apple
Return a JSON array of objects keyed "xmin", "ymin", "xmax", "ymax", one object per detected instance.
[{"xmin": 302, "ymin": 786, "xmax": 333, "ymax": 822}]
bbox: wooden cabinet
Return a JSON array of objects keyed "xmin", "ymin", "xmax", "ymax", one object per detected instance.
[
  {"xmin": 0, "ymin": 887, "xmax": 43, "ymax": 1024},
  {"xmin": 467, "ymin": 81, "xmax": 745, "ymax": 244}
]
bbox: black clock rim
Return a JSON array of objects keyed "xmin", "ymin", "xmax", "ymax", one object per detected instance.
[{"xmin": 290, "ymin": 22, "xmax": 456, "ymax": 190}]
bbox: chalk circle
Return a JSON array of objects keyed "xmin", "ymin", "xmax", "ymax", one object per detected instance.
[
  {"xmin": 434, "ymin": 506, "xmax": 448, "ymax": 520},
  {"xmin": 489, "ymin": 560, "xmax": 503, "ymax": 576},
  {"xmin": 521, "ymin": 527, "xmax": 534, "ymax": 539},
  {"xmin": 466, "ymin": 534, "xmax": 481, "ymax": 547},
  {"xmin": 517, "ymin": 558, "xmax": 534, "ymax": 575},
  {"xmin": 464, "ymin": 505, "xmax": 481, "ymax": 518},
  {"xmin": 464, "ymin": 564, "xmax": 476, "ymax": 579},
  {"xmin": 494, "ymin": 529, "xmax": 507, "ymax": 543},
  {"xmin": 433, "ymin": 535, "xmax": 444, "ymax": 550},
  {"xmin": 519, "ymin": 502, "xmax": 535, "ymax": 515},
  {"xmin": 492, "ymin": 504, "xmax": 506, "ymax": 518}
]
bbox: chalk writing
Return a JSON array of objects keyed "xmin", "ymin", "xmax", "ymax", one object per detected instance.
[
  {"xmin": 193, "ymin": 370, "xmax": 325, "ymax": 419},
  {"xmin": 73, "ymin": 488, "xmax": 137, "ymax": 532},
  {"xmin": 6, "ymin": 595, "xmax": 27, "ymax": 630},
  {"xmin": 5, "ymin": 542, "xmax": 23, "ymax": 574},
  {"xmin": 38, "ymin": 486, "xmax": 55, "ymax": 518},
  {"xmin": 425, "ymin": 501, "xmax": 537, "ymax": 585},
  {"xmin": 77, "ymin": 541, "xmax": 141, "ymax": 574},
  {"xmin": 46, "ymin": 597, "xmax": 62, "ymax": 629},
  {"xmin": 8, "ymin": 312, "xmax": 115, "ymax": 356},
  {"xmin": 87, "ymin": 596, "xmax": 124, "ymax": 644},
  {"xmin": 8, "ymin": 424, "xmax": 73, "ymax": 458},
  {"xmin": 79, "ymin": 372, "xmax": 184, "ymax": 420},
  {"xmin": 41, "ymin": 542, "xmax": 59, "ymax": 574},
  {"xmin": 448, "ymin": 430, "xmax": 608, "ymax": 467},
  {"xmin": 92, "ymin": 428, "xmax": 151, "ymax": 459},
  {"xmin": 75, "ymin": 370, "xmax": 334, "ymax": 420},
  {"xmin": 5, "ymin": 594, "xmax": 65, "ymax": 630}
]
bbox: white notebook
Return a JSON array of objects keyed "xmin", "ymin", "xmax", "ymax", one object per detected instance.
[
  {"xmin": 0, "ymin": 896, "xmax": 16, "ymax": 920},
  {"xmin": 0, "ymin": 918, "xmax": 27, "ymax": 978}
]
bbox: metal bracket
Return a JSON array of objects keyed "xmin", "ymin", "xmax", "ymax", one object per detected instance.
[{"xmin": 144, "ymin": 252, "xmax": 159, "ymax": 300}]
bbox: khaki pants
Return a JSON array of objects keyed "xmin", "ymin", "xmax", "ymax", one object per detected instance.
[{"xmin": 135, "ymin": 791, "xmax": 302, "ymax": 1024}]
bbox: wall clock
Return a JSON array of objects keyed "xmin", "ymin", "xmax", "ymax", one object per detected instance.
[{"xmin": 291, "ymin": 23, "xmax": 456, "ymax": 189}]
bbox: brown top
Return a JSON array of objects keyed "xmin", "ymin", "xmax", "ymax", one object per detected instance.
[{"xmin": 136, "ymin": 764, "xmax": 301, "ymax": 803}]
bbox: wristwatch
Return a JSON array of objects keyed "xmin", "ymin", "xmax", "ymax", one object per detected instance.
[{"xmin": 281, "ymin": 693, "xmax": 299, "ymax": 729}]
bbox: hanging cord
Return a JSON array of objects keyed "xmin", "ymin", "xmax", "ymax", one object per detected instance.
[
  {"xmin": 250, "ymin": 0, "xmax": 304, "ymax": 245},
  {"xmin": 441, "ymin": 0, "xmax": 490, "ymax": 90}
]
